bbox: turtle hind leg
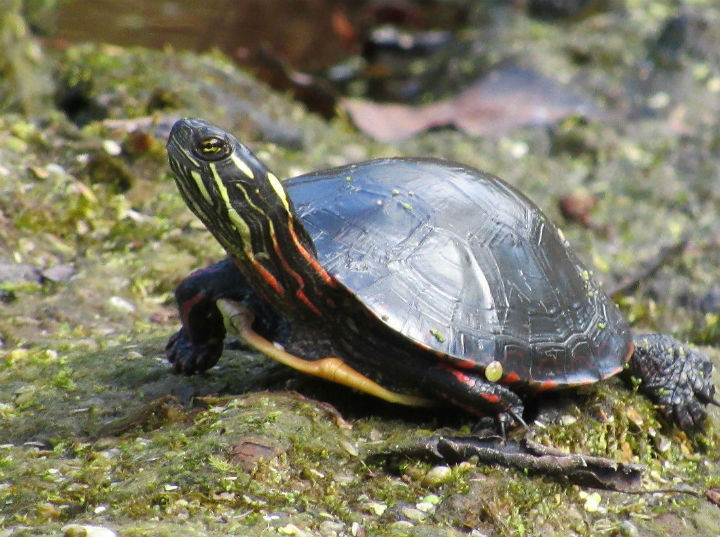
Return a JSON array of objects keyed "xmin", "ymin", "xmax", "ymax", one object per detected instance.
[
  {"xmin": 420, "ymin": 365, "xmax": 526, "ymax": 432},
  {"xmin": 624, "ymin": 334, "xmax": 718, "ymax": 432}
]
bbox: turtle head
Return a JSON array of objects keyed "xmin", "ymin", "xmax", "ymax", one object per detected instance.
[{"xmin": 166, "ymin": 118, "xmax": 296, "ymax": 261}]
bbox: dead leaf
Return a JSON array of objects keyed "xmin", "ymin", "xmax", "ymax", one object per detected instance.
[
  {"xmin": 559, "ymin": 190, "xmax": 598, "ymax": 227},
  {"xmin": 618, "ymin": 441, "xmax": 634, "ymax": 464},
  {"xmin": 625, "ymin": 406, "xmax": 644, "ymax": 428},
  {"xmin": 96, "ymin": 395, "xmax": 188, "ymax": 437},
  {"xmin": 123, "ymin": 129, "xmax": 156, "ymax": 156},
  {"xmin": 344, "ymin": 67, "xmax": 603, "ymax": 142},
  {"xmin": 229, "ymin": 436, "xmax": 283, "ymax": 471},
  {"xmin": 343, "ymin": 98, "xmax": 452, "ymax": 142},
  {"xmin": 332, "ymin": 9, "xmax": 357, "ymax": 49}
]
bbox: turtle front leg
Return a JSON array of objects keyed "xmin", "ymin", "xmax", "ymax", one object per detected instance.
[
  {"xmin": 625, "ymin": 334, "xmax": 718, "ymax": 431},
  {"xmin": 167, "ymin": 258, "xmax": 283, "ymax": 374}
]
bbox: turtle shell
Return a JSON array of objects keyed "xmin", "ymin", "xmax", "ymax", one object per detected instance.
[{"xmin": 285, "ymin": 158, "xmax": 632, "ymax": 390}]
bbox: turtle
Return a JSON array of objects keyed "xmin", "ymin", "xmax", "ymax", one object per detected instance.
[{"xmin": 165, "ymin": 118, "xmax": 717, "ymax": 432}]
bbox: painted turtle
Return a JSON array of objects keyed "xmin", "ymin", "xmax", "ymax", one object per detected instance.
[{"xmin": 166, "ymin": 118, "xmax": 717, "ymax": 431}]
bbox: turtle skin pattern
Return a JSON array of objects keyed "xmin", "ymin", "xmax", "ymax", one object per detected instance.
[
  {"xmin": 627, "ymin": 334, "xmax": 716, "ymax": 431},
  {"xmin": 167, "ymin": 258, "xmax": 287, "ymax": 373}
]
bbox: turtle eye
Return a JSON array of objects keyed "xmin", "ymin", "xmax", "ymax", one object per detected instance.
[{"xmin": 195, "ymin": 136, "xmax": 231, "ymax": 161}]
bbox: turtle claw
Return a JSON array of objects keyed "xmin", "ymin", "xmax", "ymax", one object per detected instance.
[
  {"xmin": 508, "ymin": 408, "xmax": 529, "ymax": 429},
  {"xmin": 471, "ymin": 408, "xmax": 527, "ymax": 440},
  {"xmin": 496, "ymin": 410, "xmax": 528, "ymax": 439},
  {"xmin": 166, "ymin": 328, "xmax": 223, "ymax": 375},
  {"xmin": 628, "ymin": 334, "xmax": 717, "ymax": 432}
]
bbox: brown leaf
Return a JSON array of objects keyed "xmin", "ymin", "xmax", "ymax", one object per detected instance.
[
  {"xmin": 229, "ymin": 436, "xmax": 283, "ymax": 471},
  {"xmin": 559, "ymin": 190, "xmax": 598, "ymax": 227},
  {"xmin": 343, "ymin": 98, "xmax": 452, "ymax": 142},
  {"xmin": 344, "ymin": 67, "xmax": 603, "ymax": 142},
  {"xmin": 95, "ymin": 395, "xmax": 188, "ymax": 437},
  {"xmin": 619, "ymin": 441, "xmax": 634, "ymax": 464},
  {"xmin": 625, "ymin": 406, "xmax": 645, "ymax": 428},
  {"xmin": 123, "ymin": 129, "xmax": 156, "ymax": 156},
  {"xmin": 332, "ymin": 9, "xmax": 357, "ymax": 49}
]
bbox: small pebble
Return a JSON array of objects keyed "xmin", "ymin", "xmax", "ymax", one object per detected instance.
[
  {"xmin": 654, "ymin": 434, "xmax": 671, "ymax": 453},
  {"xmin": 319, "ymin": 520, "xmax": 344, "ymax": 536},
  {"xmin": 415, "ymin": 501, "xmax": 436, "ymax": 513},
  {"xmin": 102, "ymin": 139, "xmax": 122, "ymax": 156},
  {"xmin": 42, "ymin": 263, "xmax": 75, "ymax": 282},
  {"xmin": 647, "ymin": 91, "xmax": 670, "ymax": 109},
  {"xmin": 420, "ymin": 494, "xmax": 441, "ymax": 505},
  {"xmin": 364, "ymin": 501, "xmax": 387, "ymax": 516},
  {"xmin": 278, "ymin": 523, "xmax": 310, "ymax": 536},
  {"xmin": 423, "ymin": 465, "xmax": 452, "ymax": 485},
  {"xmin": 109, "ymin": 296, "xmax": 136, "ymax": 312},
  {"xmin": 625, "ymin": 406, "xmax": 644, "ymax": 427},
  {"xmin": 618, "ymin": 520, "xmax": 639, "ymax": 537},
  {"xmin": 340, "ymin": 440, "xmax": 358, "ymax": 456},
  {"xmin": 560, "ymin": 414, "xmax": 577, "ymax": 426},
  {"xmin": 62, "ymin": 524, "xmax": 117, "ymax": 537},
  {"xmin": 45, "ymin": 163, "xmax": 67, "ymax": 176},
  {"xmin": 402, "ymin": 507, "xmax": 427, "ymax": 522},
  {"xmin": 581, "ymin": 491, "xmax": 601, "ymax": 512}
]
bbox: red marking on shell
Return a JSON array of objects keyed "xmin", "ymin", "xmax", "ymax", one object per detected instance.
[
  {"xmin": 296, "ymin": 289, "xmax": 322, "ymax": 315},
  {"xmin": 455, "ymin": 360, "xmax": 476, "ymax": 370},
  {"xmin": 538, "ymin": 379, "xmax": 557, "ymax": 391},
  {"xmin": 623, "ymin": 341, "xmax": 635, "ymax": 365},
  {"xmin": 503, "ymin": 371, "xmax": 521, "ymax": 384},
  {"xmin": 326, "ymin": 297, "xmax": 336, "ymax": 307}
]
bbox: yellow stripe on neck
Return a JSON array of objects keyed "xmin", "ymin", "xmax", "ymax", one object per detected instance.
[
  {"xmin": 230, "ymin": 153, "xmax": 255, "ymax": 180},
  {"xmin": 266, "ymin": 172, "xmax": 290, "ymax": 212},
  {"xmin": 190, "ymin": 170, "xmax": 213, "ymax": 204},
  {"xmin": 208, "ymin": 162, "xmax": 253, "ymax": 258}
]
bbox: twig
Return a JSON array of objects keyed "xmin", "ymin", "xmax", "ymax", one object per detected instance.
[{"xmin": 607, "ymin": 237, "xmax": 689, "ymax": 297}]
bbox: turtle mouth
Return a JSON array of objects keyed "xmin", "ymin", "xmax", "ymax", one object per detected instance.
[
  {"xmin": 167, "ymin": 119, "xmax": 201, "ymax": 173},
  {"xmin": 167, "ymin": 117, "xmax": 219, "ymax": 145}
]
